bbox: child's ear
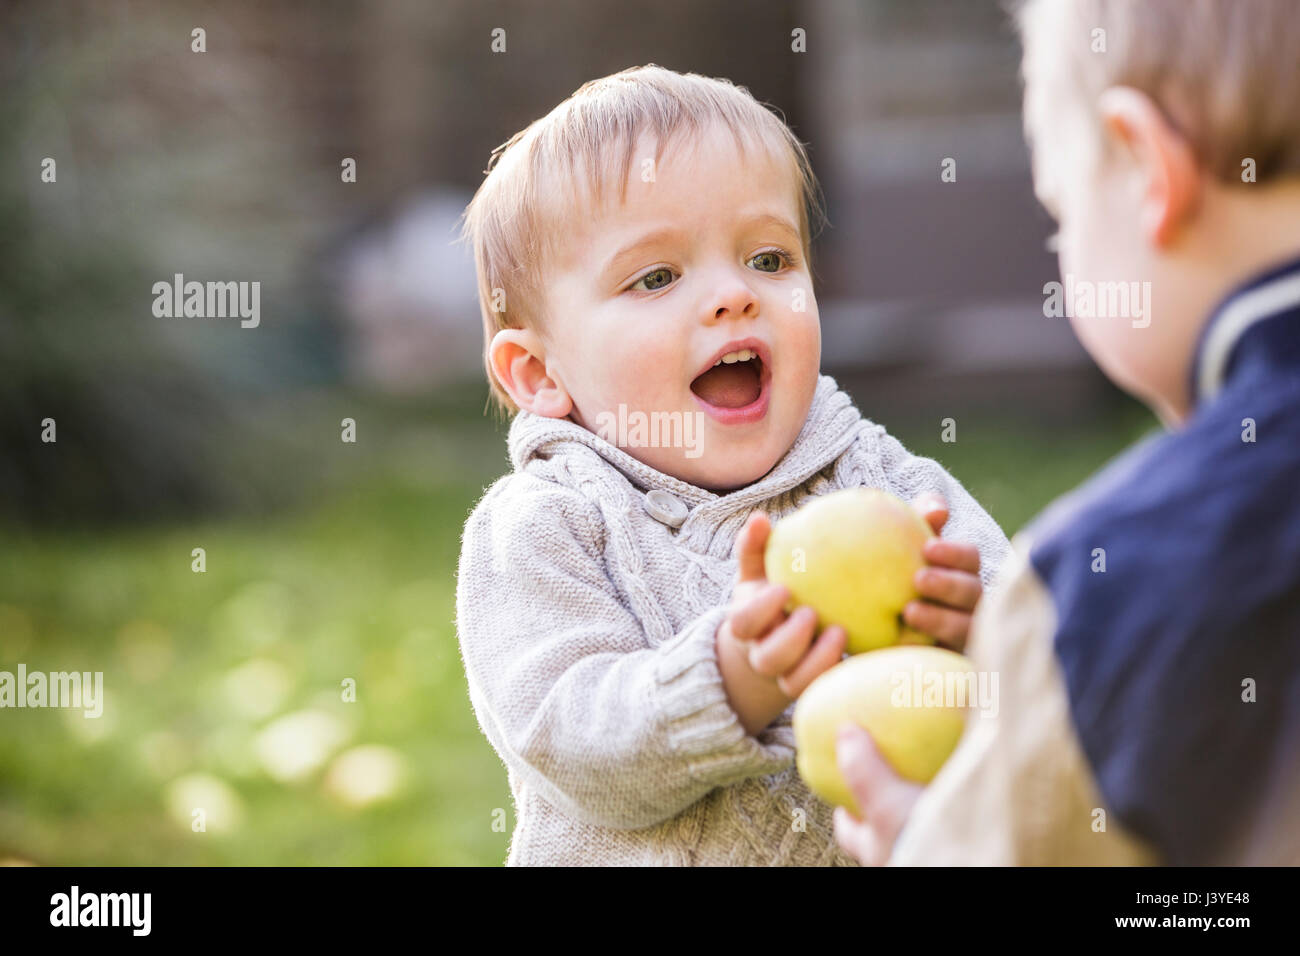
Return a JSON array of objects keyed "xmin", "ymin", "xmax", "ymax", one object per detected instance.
[
  {"xmin": 489, "ymin": 328, "xmax": 573, "ymax": 419},
  {"xmin": 1097, "ymin": 86, "xmax": 1201, "ymax": 247}
]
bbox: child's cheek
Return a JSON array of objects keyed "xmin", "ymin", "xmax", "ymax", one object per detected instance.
[
  {"xmin": 601, "ymin": 330, "xmax": 683, "ymax": 411},
  {"xmin": 787, "ymin": 297, "xmax": 822, "ymax": 373}
]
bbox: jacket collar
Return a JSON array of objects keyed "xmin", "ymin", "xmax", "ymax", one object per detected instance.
[
  {"xmin": 507, "ymin": 374, "xmax": 863, "ymax": 506},
  {"xmin": 1193, "ymin": 253, "xmax": 1300, "ymax": 406}
]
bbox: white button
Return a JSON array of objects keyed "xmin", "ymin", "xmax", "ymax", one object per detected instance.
[{"xmin": 644, "ymin": 490, "xmax": 688, "ymax": 528}]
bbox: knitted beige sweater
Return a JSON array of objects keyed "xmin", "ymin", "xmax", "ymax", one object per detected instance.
[{"xmin": 455, "ymin": 374, "xmax": 1010, "ymax": 865}]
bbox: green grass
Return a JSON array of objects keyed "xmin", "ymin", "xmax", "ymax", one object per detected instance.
[
  {"xmin": 0, "ymin": 388, "xmax": 1157, "ymax": 865},
  {"xmin": 0, "ymin": 392, "xmax": 516, "ymax": 866}
]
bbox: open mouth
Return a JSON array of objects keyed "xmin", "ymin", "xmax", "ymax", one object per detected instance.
[
  {"xmin": 691, "ymin": 350, "xmax": 763, "ymax": 407},
  {"xmin": 689, "ymin": 342, "xmax": 771, "ymax": 424}
]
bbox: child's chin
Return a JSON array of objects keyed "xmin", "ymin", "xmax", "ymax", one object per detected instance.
[
  {"xmin": 686, "ymin": 447, "xmax": 782, "ymax": 493},
  {"xmin": 623, "ymin": 434, "xmax": 783, "ymax": 491}
]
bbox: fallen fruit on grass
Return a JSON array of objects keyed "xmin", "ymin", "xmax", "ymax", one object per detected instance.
[
  {"xmin": 793, "ymin": 646, "xmax": 974, "ymax": 815},
  {"xmin": 764, "ymin": 488, "xmax": 934, "ymax": 653}
]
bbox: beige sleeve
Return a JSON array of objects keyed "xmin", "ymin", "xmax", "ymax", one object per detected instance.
[{"xmin": 888, "ymin": 538, "xmax": 1158, "ymax": 866}]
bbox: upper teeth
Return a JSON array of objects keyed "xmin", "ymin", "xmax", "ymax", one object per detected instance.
[{"xmin": 713, "ymin": 348, "xmax": 757, "ymax": 367}]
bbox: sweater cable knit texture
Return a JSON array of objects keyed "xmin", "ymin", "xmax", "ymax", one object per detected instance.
[{"xmin": 455, "ymin": 375, "xmax": 1010, "ymax": 865}]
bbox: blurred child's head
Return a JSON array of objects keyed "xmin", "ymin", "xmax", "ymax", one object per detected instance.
[
  {"xmin": 462, "ymin": 65, "xmax": 825, "ymax": 490},
  {"xmin": 1014, "ymin": 0, "xmax": 1300, "ymax": 424}
]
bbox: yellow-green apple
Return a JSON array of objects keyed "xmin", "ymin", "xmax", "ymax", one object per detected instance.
[
  {"xmin": 764, "ymin": 488, "xmax": 934, "ymax": 653},
  {"xmin": 793, "ymin": 646, "xmax": 974, "ymax": 815}
]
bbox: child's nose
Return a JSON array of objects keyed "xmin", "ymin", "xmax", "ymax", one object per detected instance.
[{"xmin": 706, "ymin": 272, "xmax": 758, "ymax": 324}]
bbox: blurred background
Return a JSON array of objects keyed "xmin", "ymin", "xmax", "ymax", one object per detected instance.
[{"xmin": 0, "ymin": 0, "xmax": 1155, "ymax": 865}]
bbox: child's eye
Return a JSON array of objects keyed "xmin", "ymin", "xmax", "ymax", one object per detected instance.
[
  {"xmin": 748, "ymin": 249, "xmax": 792, "ymax": 273},
  {"xmin": 629, "ymin": 267, "xmax": 676, "ymax": 292}
]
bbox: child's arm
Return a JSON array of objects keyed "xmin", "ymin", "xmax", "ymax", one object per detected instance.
[{"xmin": 455, "ymin": 476, "xmax": 796, "ymax": 832}]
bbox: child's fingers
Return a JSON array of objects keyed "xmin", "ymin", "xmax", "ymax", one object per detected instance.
[
  {"xmin": 747, "ymin": 606, "xmax": 818, "ymax": 678},
  {"xmin": 734, "ymin": 511, "xmax": 771, "ymax": 583},
  {"xmin": 776, "ymin": 625, "xmax": 847, "ymax": 698},
  {"xmin": 911, "ymin": 494, "xmax": 949, "ymax": 536},
  {"xmin": 902, "ymin": 600, "xmax": 970, "ymax": 649},
  {"xmin": 922, "ymin": 538, "xmax": 981, "ymax": 575},
  {"xmin": 727, "ymin": 582, "xmax": 789, "ymax": 643},
  {"xmin": 914, "ymin": 567, "xmax": 982, "ymax": 611}
]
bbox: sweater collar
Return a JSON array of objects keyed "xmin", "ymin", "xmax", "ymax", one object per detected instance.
[
  {"xmin": 1192, "ymin": 252, "xmax": 1300, "ymax": 407},
  {"xmin": 507, "ymin": 374, "xmax": 864, "ymax": 506}
]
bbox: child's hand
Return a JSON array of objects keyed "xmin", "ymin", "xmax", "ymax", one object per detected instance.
[
  {"xmin": 902, "ymin": 495, "xmax": 983, "ymax": 650},
  {"xmin": 716, "ymin": 512, "xmax": 848, "ymax": 736},
  {"xmin": 832, "ymin": 723, "xmax": 922, "ymax": 866}
]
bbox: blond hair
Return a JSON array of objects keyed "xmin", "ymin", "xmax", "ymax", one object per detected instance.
[
  {"xmin": 460, "ymin": 64, "xmax": 824, "ymax": 416},
  {"xmin": 1013, "ymin": 0, "xmax": 1300, "ymax": 182}
]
